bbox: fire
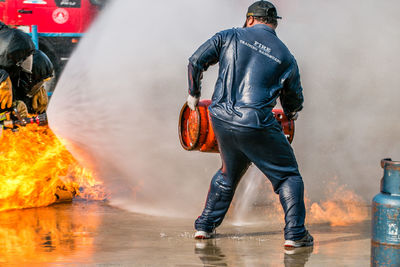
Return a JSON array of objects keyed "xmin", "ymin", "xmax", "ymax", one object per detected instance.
[
  {"xmin": 231, "ymin": 174, "xmax": 368, "ymax": 227},
  {"xmin": 308, "ymin": 181, "xmax": 368, "ymax": 226},
  {"xmin": 0, "ymin": 124, "xmax": 107, "ymax": 212}
]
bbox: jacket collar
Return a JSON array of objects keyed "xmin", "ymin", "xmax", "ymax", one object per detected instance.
[{"xmin": 253, "ymin": 24, "xmax": 277, "ymax": 35}]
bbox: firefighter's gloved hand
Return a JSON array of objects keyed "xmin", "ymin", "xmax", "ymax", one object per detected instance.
[
  {"xmin": 0, "ymin": 76, "xmax": 13, "ymax": 109},
  {"xmin": 13, "ymin": 100, "xmax": 28, "ymax": 118},
  {"xmin": 287, "ymin": 112, "xmax": 299, "ymax": 121},
  {"xmin": 32, "ymin": 86, "xmax": 48, "ymax": 113},
  {"xmin": 187, "ymin": 95, "xmax": 200, "ymax": 111}
]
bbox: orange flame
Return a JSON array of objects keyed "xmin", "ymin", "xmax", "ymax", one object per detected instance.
[
  {"xmin": 308, "ymin": 181, "xmax": 368, "ymax": 226},
  {"xmin": 0, "ymin": 125, "xmax": 107, "ymax": 212},
  {"xmin": 231, "ymin": 177, "xmax": 368, "ymax": 227}
]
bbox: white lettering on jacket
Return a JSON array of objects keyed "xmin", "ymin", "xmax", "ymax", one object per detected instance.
[{"xmin": 239, "ymin": 39, "xmax": 281, "ymax": 64}]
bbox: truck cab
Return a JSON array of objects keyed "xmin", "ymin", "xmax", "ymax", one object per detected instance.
[{"xmin": 0, "ymin": 0, "xmax": 106, "ymax": 92}]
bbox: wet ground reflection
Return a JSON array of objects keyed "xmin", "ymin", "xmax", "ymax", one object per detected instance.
[
  {"xmin": 195, "ymin": 240, "xmax": 228, "ymax": 266},
  {"xmin": 194, "ymin": 240, "xmax": 313, "ymax": 267},
  {"xmin": 0, "ymin": 202, "xmax": 101, "ymax": 264},
  {"xmin": 0, "ymin": 202, "xmax": 371, "ymax": 266},
  {"xmin": 283, "ymin": 247, "xmax": 314, "ymax": 267}
]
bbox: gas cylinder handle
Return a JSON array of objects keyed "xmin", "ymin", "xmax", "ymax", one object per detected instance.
[{"xmin": 381, "ymin": 158, "xmax": 400, "ymax": 169}]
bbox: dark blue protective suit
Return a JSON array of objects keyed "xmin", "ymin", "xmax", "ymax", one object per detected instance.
[
  {"xmin": 188, "ymin": 24, "xmax": 306, "ymax": 241},
  {"xmin": 0, "ymin": 22, "xmax": 35, "ymax": 111}
]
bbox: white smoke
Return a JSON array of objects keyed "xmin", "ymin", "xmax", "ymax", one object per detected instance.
[
  {"xmin": 48, "ymin": 0, "xmax": 400, "ymax": 219},
  {"xmin": 48, "ymin": 0, "xmax": 249, "ymax": 216},
  {"xmin": 280, "ymin": 0, "xmax": 400, "ymax": 200}
]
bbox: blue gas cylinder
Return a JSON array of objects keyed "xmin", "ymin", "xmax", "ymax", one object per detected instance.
[{"xmin": 371, "ymin": 158, "xmax": 400, "ymax": 266}]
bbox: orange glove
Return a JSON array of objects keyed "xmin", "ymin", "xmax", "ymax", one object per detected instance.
[
  {"xmin": 13, "ymin": 100, "xmax": 28, "ymax": 118},
  {"xmin": 32, "ymin": 86, "xmax": 48, "ymax": 113},
  {"xmin": 0, "ymin": 76, "xmax": 13, "ymax": 109}
]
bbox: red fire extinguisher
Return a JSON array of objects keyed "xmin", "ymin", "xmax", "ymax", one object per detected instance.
[{"xmin": 179, "ymin": 100, "xmax": 295, "ymax": 153}]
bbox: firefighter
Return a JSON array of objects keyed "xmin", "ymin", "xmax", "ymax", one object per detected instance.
[
  {"xmin": 0, "ymin": 22, "xmax": 35, "ymax": 117},
  {"xmin": 187, "ymin": 1, "xmax": 313, "ymax": 248},
  {"xmin": 17, "ymin": 49, "xmax": 53, "ymax": 114}
]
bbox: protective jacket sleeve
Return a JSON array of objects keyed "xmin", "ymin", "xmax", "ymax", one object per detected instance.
[
  {"xmin": 280, "ymin": 59, "xmax": 304, "ymax": 114},
  {"xmin": 188, "ymin": 32, "xmax": 224, "ymax": 97},
  {"xmin": 0, "ymin": 69, "xmax": 9, "ymax": 84}
]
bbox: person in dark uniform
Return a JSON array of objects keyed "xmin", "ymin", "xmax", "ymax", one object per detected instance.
[
  {"xmin": 186, "ymin": 1, "xmax": 313, "ymax": 248},
  {"xmin": 17, "ymin": 49, "xmax": 53, "ymax": 114},
  {"xmin": 0, "ymin": 22, "xmax": 50, "ymax": 117},
  {"xmin": 0, "ymin": 22, "xmax": 35, "ymax": 117}
]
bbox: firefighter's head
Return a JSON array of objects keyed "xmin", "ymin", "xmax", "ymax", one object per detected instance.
[
  {"xmin": 0, "ymin": 27, "xmax": 35, "ymax": 70},
  {"xmin": 19, "ymin": 50, "xmax": 54, "ymax": 98},
  {"xmin": 243, "ymin": 1, "xmax": 282, "ymax": 29}
]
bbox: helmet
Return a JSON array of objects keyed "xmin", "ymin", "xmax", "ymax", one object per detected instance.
[
  {"xmin": 19, "ymin": 50, "xmax": 54, "ymax": 97},
  {"xmin": 0, "ymin": 27, "xmax": 35, "ymax": 69}
]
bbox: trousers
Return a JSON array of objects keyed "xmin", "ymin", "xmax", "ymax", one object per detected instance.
[{"xmin": 195, "ymin": 116, "xmax": 307, "ymax": 240}]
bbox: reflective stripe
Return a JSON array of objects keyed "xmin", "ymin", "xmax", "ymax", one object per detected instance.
[{"xmin": 28, "ymin": 32, "xmax": 83, "ymax": 37}]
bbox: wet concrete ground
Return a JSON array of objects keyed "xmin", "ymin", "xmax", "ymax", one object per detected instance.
[{"xmin": 0, "ymin": 202, "xmax": 371, "ymax": 266}]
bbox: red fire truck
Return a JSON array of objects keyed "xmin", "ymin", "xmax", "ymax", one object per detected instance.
[{"xmin": 0, "ymin": 0, "xmax": 106, "ymax": 91}]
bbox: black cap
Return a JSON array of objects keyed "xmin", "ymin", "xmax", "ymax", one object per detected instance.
[{"xmin": 246, "ymin": 1, "xmax": 282, "ymax": 19}]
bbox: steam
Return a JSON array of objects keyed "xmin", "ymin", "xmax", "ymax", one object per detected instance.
[
  {"xmin": 47, "ymin": 0, "xmax": 248, "ymax": 216},
  {"xmin": 280, "ymin": 0, "xmax": 400, "ymax": 200},
  {"xmin": 48, "ymin": 0, "xmax": 400, "ymax": 219}
]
